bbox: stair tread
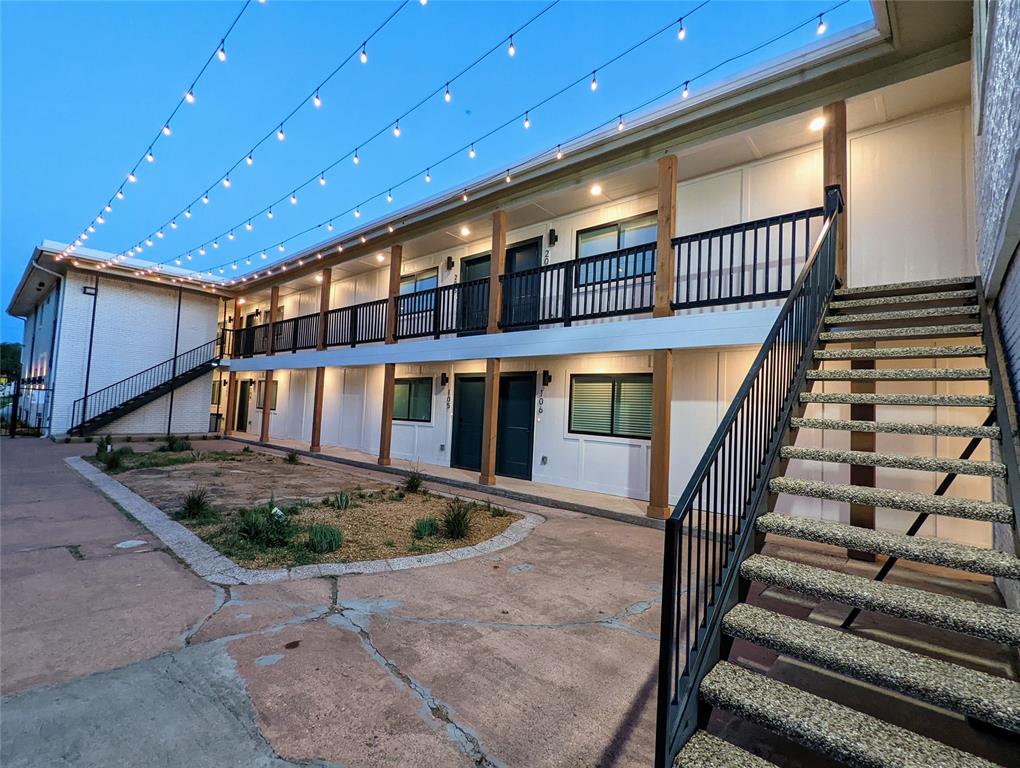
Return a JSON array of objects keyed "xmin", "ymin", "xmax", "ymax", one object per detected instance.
[
  {"xmin": 780, "ymin": 446, "xmax": 1006, "ymax": 477},
  {"xmin": 826, "ymin": 306, "xmax": 979, "ymax": 325},
  {"xmin": 829, "ymin": 289, "xmax": 978, "ymax": 310},
  {"xmin": 701, "ymin": 661, "xmax": 998, "ymax": 768},
  {"xmin": 740, "ymin": 555, "xmax": 1020, "ymax": 645},
  {"xmin": 815, "ymin": 345, "xmax": 987, "ymax": 360},
  {"xmin": 807, "ymin": 367, "xmax": 990, "ymax": 381},
  {"xmin": 834, "ymin": 277, "xmax": 976, "ymax": 297},
  {"xmin": 820, "ymin": 324, "xmax": 983, "ymax": 342},
  {"xmin": 770, "ymin": 477, "xmax": 1014, "ymax": 524},
  {"xmin": 790, "ymin": 417, "xmax": 1001, "ymax": 439},
  {"xmin": 674, "ymin": 731, "xmax": 778, "ymax": 768},
  {"xmin": 756, "ymin": 513, "xmax": 1020, "ymax": 578},
  {"xmin": 722, "ymin": 604, "xmax": 1020, "ymax": 732},
  {"xmin": 801, "ymin": 392, "xmax": 995, "ymax": 407}
]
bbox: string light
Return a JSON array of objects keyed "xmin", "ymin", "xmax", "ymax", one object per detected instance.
[
  {"xmin": 462, "ymin": 190, "xmax": 469, "ymax": 201},
  {"xmin": 393, "ymin": 121, "xmax": 401, "ymax": 137},
  {"xmin": 128, "ymin": 172, "xmax": 137, "ymax": 183},
  {"xmin": 245, "ymin": 221, "xmax": 253, "ymax": 231},
  {"xmin": 425, "ymin": 168, "xmax": 431, "ymax": 183},
  {"xmin": 313, "ymin": 91, "xmax": 322, "ymax": 108},
  {"xmin": 162, "ymin": 124, "xmax": 172, "ymax": 137},
  {"xmin": 267, "ymin": 208, "xmax": 274, "ymax": 219},
  {"xmin": 222, "ymin": 176, "xmax": 231, "ymax": 188},
  {"xmin": 817, "ymin": 13, "xmax": 826, "ymax": 34},
  {"xmin": 682, "ymin": 81, "xmax": 690, "ymax": 99},
  {"xmin": 508, "ymin": 35, "xmax": 516, "ymax": 57},
  {"xmin": 617, "ymin": 115, "xmax": 625, "ymax": 131},
  {"xmin": 202, "ymin": 193, "xmax": 210, "ymax": 204},
  {"xmin": 105, "ymin": 203, "xmax": 113, "ymax": 212},
  {"xmin": 469, "ymin": 144, "xmax": 476, "ymax": 159},
  {"xmin": 386, "ymin": 190, "xmax": 393, "ymax": 203},
  {"xmin": 505, "ymin": 170, "xmax": 512, "ymax": 183},
  {"xmin": 360, "ymin": 43, "xmax": 368, "ymax": 64},
  {"xmin": 278, "ymin": 243, "xmax": 285, "ymax": 252},
  {"xmin": 184, "ymin": 209, "xmax": 192, "ymax": 218},
  {"xmin": 96, "ymin": 215, "xmax": 105, "ymax": 225},
  {"xmin": 277, "ymin": 125, "xmax": 286, "ymax": 141},
  {"xmin": 290, "ymin": 192, "xmax": 298, "ymax": 204},
  {"xmin": 523, "ymin": 112, "xmax": 531, "ymax": 129},
  {"xmin": 185, "ymin": 90, "xmax": 196, "ymax": 104},
  {"xmin": 319, "ymin": 173, "xmax": 327, "ymax": 186},
  {"xmin": 354, "ymin": 208, "xmax": 361, "ymax": 218},
  {"xmin": 246, "ymin": 153, "xmax": 254, "ymax": 166},
  {"xmin": 116, "ymin": 190, "xmax": 125, "ymax": 200},
  {"xmin": 199, "ymin": 246, "xmax": 206, "ymax": 256},
  {"xmin": 170, "ymin": 220, "xmax": 177, "ymax": 229},
  {"xmin": 228, "ymin": 231, "xmax": 235, "ymax": 240},
  {"xmin": 217, "ymin": 40, "xmax": 227, "ymax": 62},
  {"xmin": 590, "ymin": 71, "xmax": 598, "ymax": 91},
  {"xmin": 556, "ymin": 145, "xmax": 563, "ymax": 160},
  {"xmin": 353, "ymin": 149, "xmax": 360, "ymax": 165},
  {"xmin": 677, "ymin": 17, "xmax": 686, "ymax": 40},
  {"xmin": 444, "ymin": 83, "xmax": 452, "ymax": 103}
]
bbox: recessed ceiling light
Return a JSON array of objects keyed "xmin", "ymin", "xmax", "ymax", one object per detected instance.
[
  {"xmin": 809, "ymin": 116, "xmax": 826, "ymax": 132},
  {"xmin": 460, "ymin": 226, "xmax": 471, "ymax": 237},
  {"xmin": 376, "ymin": 253, "xmax": 385, "ymax": 262},
  {"xmin": 590, "ymin": 183, "xmax": 603, "ymax": 196}
]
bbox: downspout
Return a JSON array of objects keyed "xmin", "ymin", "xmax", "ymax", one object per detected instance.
[
  {"xmin": 166, "ymin": 287, "xmax": 183, "ymax": 435},
  {"xmin": 30, "ymin": 257, "xmax": 65, "ymax": 437},
  {"xmin": 81, "ymin": 274, "xmax": 100, "ymax": 429}
]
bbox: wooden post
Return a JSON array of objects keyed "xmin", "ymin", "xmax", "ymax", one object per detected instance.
[
  {"xmin": 223, "ymin": 299, "xmax": 243, "ymax": 434},
  {"xmin": 378, "ymin": 363, "xmax": 396, "ymax": 465},
  {"xmin": 259, "ymin": 286, "xmax": 280, "ymax": 443},
  {"xmin": 647, "ymin": 349, "xmax": 674, "ymax": 518},
  {"xmin": 823, "ymin": 101, "xmax": 848, "ymax": 284},
  {"xmin": 478, "ymin": 357, "xmax": 501, "ymax": 485},
  {"xmin": 310, "ymin": 267, "xmax": 331, "ymax": 453},
  {"xmin": 487, "ymin": 211, "xmax": 508, "ymax": 334},
  {"xmin": 385, "ymin": 245, "xmax": 402, "ymax": 344},
  {"xmin": 654, "ymin": 156, "xmax": 679, "ymax": 319}
]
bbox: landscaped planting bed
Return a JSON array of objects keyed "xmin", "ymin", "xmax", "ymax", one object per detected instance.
[{"xmin": 88, "ymin": 438, "xmax": 520, "ymax": 568}]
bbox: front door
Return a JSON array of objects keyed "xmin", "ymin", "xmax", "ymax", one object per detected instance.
[
  {"xmin": 236, "ymin": 380, "xmax": 251, "ymax": 432},
  {"xmin": 502, "ymin": 238, "xmax": 543, "ymax": 330},
  {"xmin": 451, "ymin": 376, "xmax": 485, "ymax": 471},
  {"xmin": 458, "ymin": 254, "xmax": 490, "ymax": 334},
  {"xmin": 495, "ymin": 373, "xmax": 536, "ymax": 480}
]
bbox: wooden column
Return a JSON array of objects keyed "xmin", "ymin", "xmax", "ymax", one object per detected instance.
[
  {"xmin": 384, "ymin": 245, "xmax": 403, "ymax": 344},
  {"xmin": 823, "ymin": 101, "xmax": 848, "ymax": 283},
  {"xmin": 309, "ymin": 267, "xmax": 332, "ymax": 453},
  {"xmin": 259, "ymin": 286, "xmax": 280, "ymax": 444},
  {"xmin": 647, "ymin": 349, "xmax": 674, "ymax": 518},
  {"xmin": 654, "ymin": 156, "xmax": 679, "ymax": 319},
  {"xmin": 378, "ymin": 363, "xmax": 396, "ymax": 465},
  {"xmin": 478, "ymin": 357, "xmax": 501, "ymax": 485},
  {"xmin": 223, "ymin": 299, "xmax": 243, "ymax": 434},
  {"xmin": 486, "ymin": 211, "xmax": 508, "ymax": 334}
]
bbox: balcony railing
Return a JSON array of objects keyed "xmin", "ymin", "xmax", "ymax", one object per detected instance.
[
  {"xmin": 227, "ymin": 206, "xmax": 824, "ymax": 355},
  {"xmin": 672, "ymin": 207, "xmax": 825, "ymax": 310}
]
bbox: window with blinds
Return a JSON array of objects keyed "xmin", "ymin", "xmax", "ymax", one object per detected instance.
[{"xmin": 569, "ymin": 373, "xmax": 652, "ymax": 439}]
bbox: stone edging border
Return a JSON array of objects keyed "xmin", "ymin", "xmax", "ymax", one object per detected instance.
[{"xmin": 65, "ymin": 456, "xmax": 544, "ymax": 586}]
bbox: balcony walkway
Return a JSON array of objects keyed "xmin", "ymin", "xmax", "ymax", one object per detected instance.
[{"xmin": 228, "ymin": 432, "xmax": 661, "ymax": 529}]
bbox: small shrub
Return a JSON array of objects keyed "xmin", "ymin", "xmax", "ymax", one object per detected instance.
[
  {"xmin": 404, "ymin": 470, "xmax": 424, "ymax": 493},
  {"xmin": 95, "ymin": 435, "xmax": 113, "ymax": 456},
  {"xmin": 104, "ymin": 450, "xmax": 124, "ymax": 471},
  {"xmin": 84, "ymin": 436, "xmax": 94, "ymax": 443},
  {"xmin": 306, "ymin": 524, "xmax": 343, "ymax": 554},
  {"xmin": 442, "ymin": 499, "xmax": 473, "ymax": 540},
  {"xmin": 285, "ymin": 450, "xmax": 300, "ymax": 464},
  {"xmin": 236, "ymin": 502, "xmax": 296, "ymax": 547},
  {"xmin": 325, "ymin": 491, "xmax": 351, "ymax": 511},
  {"xmin": 159, "ymin": 435, "xmax": 192, "ymax": 452},
  {"xmin": 180, "ymin": 487, "xmax": 216, "ymax": 520},
  {"xmin": 389, "ymin": 489, "xmax": 406, "ymax": 502},
  {"xmin": 241, "ymin": 446, "xmax": 252, "ymax": 454},
  {"xmin": 383, "ymin": 538, "xmax": 397, "ymax": 548},
  {"xmin": 411, "ymin": 516, "xmax": 439, "ymax": 540},
  {"xmin": 489, "ymin": 503, "xmax": 509, "ymax": 518}
]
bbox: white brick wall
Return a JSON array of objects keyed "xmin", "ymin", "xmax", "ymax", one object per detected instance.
[{"xmin": 49, "ymin": 270, "xmax": 220, "ymax": 435}]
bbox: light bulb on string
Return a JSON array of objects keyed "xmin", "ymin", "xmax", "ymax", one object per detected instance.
[
  {"xmin": 386, "ymin": 190, "xmax": 393, "ymax": 203},
  {"xmin": 246, "ymin": 153, "xmax": 254, "ymax": 166},
  {"xmin": 245, "ymin": 221, "xmax": 253, "ymax": 231},
  {"xmin": 677, "ymin": 17, "xmax": 686, "ymax": 40},
  {"xmin": 682, "ymin": 81, "xmax": 690, "ymax": 99},
  {"xmin": 96, "ymin": 215, "xmax": 105, "ymax": 225},
  {"xmin": 505, "ymin": 170, "xmax": 512, "ymax": 183},
  {"xmin": 227, "ymin": 231, "xmax": 235, "ymax": 241},
  {"xmin": 199, "ymin": 246, "xmax": 206, "ymax": 256},
  {"xmin": 185, "ymin": 89, "xmax": 195, "ymax": 104},
  {"xmin": 170, "ymin": 220, "xmax": 177, "ymax": 229},
  {"xmin": 590, "ymin": 71, "xmax": 598, "ymax": 91},
  {"xmin": 261, "ymin": 252, "xmax": 267, "ymax": 259},
  {"xmin": 277, "ymin": 125, "xmax": 285, "ymax": 141},
  {"xmin": 444, "ymin": 84, "xmax": 452, "ymax": 103},
  {"xmin": 156, "ymin": 230, "xmax": 165, "ymax": 239},
  {"xmin": 508, "ymin": 36, "xmax": 516, "ymax": 57},
  {"xmin": 327, "ymin": 221, "xmax": 334, "ymax": 232},
  {"xmin": 116, "ymin": 190, "xmax": 125, "ymax": 200},
  {"xmin": 267, "ymin": 209, "xmax": 274, "ymax": 219},
  {"xmin": 556, "ymin": 145, "xmax": 564, "ymax": 160},
  {"xmin": 217, "ymin": 40, "xmax": 227, "ymax": 61},
  {"xmin": 354, "ymin": 208, "xmax": 361, "ymax": 218},
  {"xmin": 360, "ymin": 43, "xmax": 368, "ymax": 63},
  {"xmin": 313, "ymin": 91, "xmax": 322, "ymax": 108},
  {"xmin": 462, "ymin": 190, "xmax": 469, "ymax": 201},
  {"xmin": 162, "ymin": 124, "xmax": 172, "ymax": 136},
  {"xmin": 353, "ymin": 149, "xmax": 360, "ymax": 165},
  {"xmin": 278, "ymin": 243, "xmax": 285, "ymax": 252},
  {"xmin": 202, "ymin": 192, "xmax": 210, "ymax": 204},
  {"xmin": 617, "ymin": 115, "xmax": 625, "ymax": 131},
  {"xmin": 393, "ymin": 121, "xmax": 400, "ymax": 137},
  {"xmin": 523, "ymin": 112, "xmax": 530, "ymax": 129},
  {"xmin": 105, "ymin": 203, "xmax": 113, "ymax": 212},
  {"xmin": 817, "ymin": 14, "xmax": 826, "ymax": 34},
  {"xmin": 469, "ymin": 144, "xmax": 476, "ymax": 159},
  {"xmin": 128, "ymin": 172, "xmax": 137, "ymax": 183},
  {"xmin": 145, "ymin": 238, "xmax": 153, "ymax": 247},
  {"xmin": 212, "ymin": 240, "xmax": 219, "ymax": 249},
  {"xmin": 425, "ymin": 168, "xmax": 431, "ymax": 183},
  {"xmin": 320, "ymin": 173, "xmax": 327, "ymax": 186},
  {"xmin": 290, "ymin": 192, "xmax": 298, "ymax": 205},
  {"xmin": 184, "ymin": 209, "xmax": 192, "ymax": 218},
  {"xmin": 146, "ymin": 149, "xmax": 155, "ymax": 163},
  {"xmin": 222, "ymin": 176, "xmax": 231, "ymax": 188}
]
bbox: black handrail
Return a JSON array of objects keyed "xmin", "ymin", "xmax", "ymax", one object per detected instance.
[
  {"xmin": 672, "ymin": 206, "xmax": 824, "ymax": 310},
  {"xmin": 395, "ymin": 278, "xmax": 490, "ymax": 339},
  {"xmin": 324, "ymin": 298, "xmax": 388, "ymax": 347},
  {"xmin": 654, "ymin": 185, "xmax": 843, "ymax": 768},
  {"xmin": 71, "ymin": 336, "xmax": 220, "ymax": 431}
]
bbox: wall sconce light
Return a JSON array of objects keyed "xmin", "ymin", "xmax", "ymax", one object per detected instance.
[
  {"xmin": 542, "ymin": 370, "xmax": 552, "ymax": 387},
  {"xmin": 445, "ymin": 256, "xmax": 455, "ymax": 271},
  {"xmin": 548, "ymin": 228, "xmax": 558, "ymax": 246},
  {"xmin": 440, "ymin": 372, "xmax": 450, "ymax": 387},
  {"xmin": 254, "ymin": 308, "xmax": 262, "ymax": 318}
]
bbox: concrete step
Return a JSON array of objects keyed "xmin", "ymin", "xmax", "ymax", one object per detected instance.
[
  {"xmin": 722, "ymin": 604, "xmax": 1020, "ymax": 732},
  {"xmin": 834, "ymin": 277, "xmax": 976, "ymax": 298},
  {"xmin": 829, "ymin": 289, "xmax": 978, "ymax": 311},
  {"xmin": 800, "ymin": 392, "xmax": 995, "ymax": 408},
  {"xmin": 674, "ymin": 731, "xmax": 779, "ymax": 768},
  {"xmin": 807, "ymin": 367, "xmax": 990, "ymax": 381},
  {"xmin": 769, "ymin": 477, "xmax": 1014, "ymax": 525},
  {"xmin": 820, "ymin": 324, "xmax": 983, "ymax": 342},
  {"xmin": 826, "ymin": 306, "xmax": 980, "ymax": 326},
  {"xmin": 699, "ymin": 661, "xmax": 999, "ymax": 768},
  {"xmin": 790, "ymin": 417, "xmax": 1001, "ymax": 440},
  {"xmin": 756, "ymin": 513, "xmax": 1020, "ymax": 578},
  {"xmin": 779, "ymin": 445, "xmax": 1006, "ymax": 477},
  {"xmin": 739, "ymin": 555, "xmax": 1020, "ymax": 645},
  {"xmin": 814, "ymin": 345, "xmax": 987, "ymax": 361}
]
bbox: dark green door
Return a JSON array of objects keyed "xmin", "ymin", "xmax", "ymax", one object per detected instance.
[
  {"xmin": 451, "ymin": 376, "xmax": 485, "ymax": 471},
  {"xmin": 503, "ymin": 238, "xmax": 543, "ymax": 330},
  {"xmin": 458, "ymin": 254, "xmax": 490, "ymax": 335},
  {"xmin": 236, "ymin": 381, "xmax": 251, "ymax": 432},
  {"xmin": 495, "ymin": 373, "xmax": 536, "ymax": 480}
]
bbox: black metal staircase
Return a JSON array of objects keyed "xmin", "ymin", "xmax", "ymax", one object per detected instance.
[
  {"xmin": 655, "ymin": 185, "xmax": 1020, "ymax": 767},
  {"xmin": 69, "ymin": 337, "xmax": 221, "ymax": 435}
]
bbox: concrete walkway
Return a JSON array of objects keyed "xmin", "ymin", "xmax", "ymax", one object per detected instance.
[{"xmin": 1, "ymin": 438, "xmax": 664, "ymax": 767}]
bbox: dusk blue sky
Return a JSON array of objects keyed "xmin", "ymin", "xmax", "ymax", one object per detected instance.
[{"xmin": 1, "ymin": 0, "xmax": 873, "ymax": 342}]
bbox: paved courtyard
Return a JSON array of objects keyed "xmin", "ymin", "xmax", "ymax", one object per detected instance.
[{"xmin": 0, "ymin": 438, "xmax": 663, "ymax": 767}]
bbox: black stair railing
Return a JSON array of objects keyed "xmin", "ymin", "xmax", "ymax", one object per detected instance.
[
  {"xmin": 71, "ymin": 336, "xmax": 220, "ymax": 432},
  {"xmin": 654, "ymin": 185, "xmax": 843, "ymax": 768},
  {"xmin": 672, "ymin": 206, "xmax": 825, "ymax": 310}
]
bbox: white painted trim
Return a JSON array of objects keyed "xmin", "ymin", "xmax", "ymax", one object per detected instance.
[{"xmin": 222, "ymin": 307, "xmax": 779, "ymax": 373}]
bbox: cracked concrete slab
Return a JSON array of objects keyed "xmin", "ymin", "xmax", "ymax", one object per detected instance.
[
  {"xmin": 190, "ymin": 580, "xmax": 336, "ymax": 643},
  {"xmin": 0, "ymin": 642, "xmax": 330, "ymax": 768}
]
